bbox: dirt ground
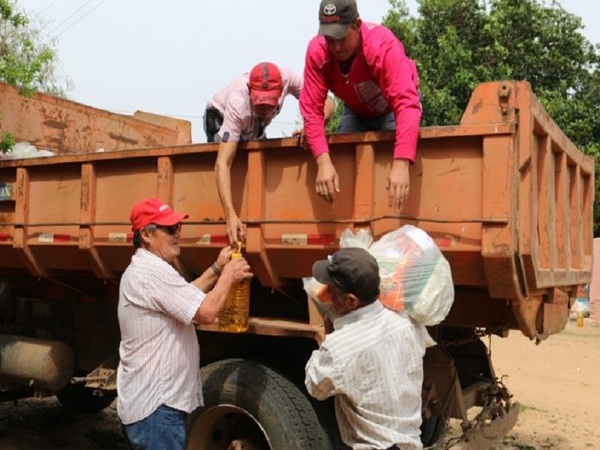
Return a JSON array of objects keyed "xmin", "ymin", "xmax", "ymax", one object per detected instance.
[
  {"xmin": 439, "ymin": 318, "xmax": 600, "ymax": 450},
  {"xmin": 0, "ymin": 397, "xmax": 128, "ymax": 450},
  {"xmin": 0, "ymin": 318, "xmax": 598, "ymax": 450}
]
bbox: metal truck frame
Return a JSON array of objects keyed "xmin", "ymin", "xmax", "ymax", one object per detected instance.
[{"xmin": 0, "ymin": 80, "xmax": 594, "ymax": 449}]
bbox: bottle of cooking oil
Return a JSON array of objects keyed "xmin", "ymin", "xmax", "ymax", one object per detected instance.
[{"xmin": 217, "ymin": 243, "xmax": 250, "ymax": 332}]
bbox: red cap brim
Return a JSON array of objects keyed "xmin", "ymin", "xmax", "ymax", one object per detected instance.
[
  {"xmin": 250, "ymin": 89, "xmax": 280, "ymax": 106},
  {"xmin": 152, "ymin": 212, "xmax": 189, "ymax": 227}
]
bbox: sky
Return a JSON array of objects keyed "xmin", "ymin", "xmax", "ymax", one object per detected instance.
[{"xmin": 17, "ymin": 0, "xmax": 600, "ymax": 144}]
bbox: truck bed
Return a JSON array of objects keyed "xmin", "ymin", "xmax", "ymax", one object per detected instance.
[{"xmin": 0, "ymin": 81, "xmax": 594, "ymax": 340}]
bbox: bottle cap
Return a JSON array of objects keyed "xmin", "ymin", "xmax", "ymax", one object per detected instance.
[{"xmin": 232, "ymin": 242, "xmax": 242, "ymax": 259}]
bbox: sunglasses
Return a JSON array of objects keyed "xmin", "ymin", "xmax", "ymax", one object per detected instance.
[{"xmin": 146, "ymin": 223, "xmax": 182, "ymax": 235}]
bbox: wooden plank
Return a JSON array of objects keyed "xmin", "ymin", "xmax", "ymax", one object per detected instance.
[{"xmin": 198, "ymin": 317, "xmax": 325, "ymax": 344}]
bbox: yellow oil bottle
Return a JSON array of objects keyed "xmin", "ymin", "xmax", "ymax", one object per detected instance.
[{"xmin": 217, "ymin": 243, "xmax": 250, "ymax": 332}]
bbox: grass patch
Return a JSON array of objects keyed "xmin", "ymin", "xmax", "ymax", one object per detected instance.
[
  {"xmin": 519, "ymin": 403, "xmax": 543, "ymax": 413},
  {"xmin": 500, "ymin": 434, "xmax": 535, "ymax": 449}
]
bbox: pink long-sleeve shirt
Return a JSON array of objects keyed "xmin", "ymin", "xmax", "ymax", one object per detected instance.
[
  {"xmin": 207, "ymin": 67, "xmax": 303, "ymax": 142},
  {"xmin": 300, "ymin": 22, "xmax": 422, "ymax": 161}
]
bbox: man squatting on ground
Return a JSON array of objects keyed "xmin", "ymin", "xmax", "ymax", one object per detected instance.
[{"xmin": 305, "ymin": 247, "xmax": 427, "ymax": 450}]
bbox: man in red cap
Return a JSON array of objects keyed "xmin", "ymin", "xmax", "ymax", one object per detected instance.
[
  {"xmin": 206, "ymin": 62, "xmax": 334, "ymax": 245},
  {"xmin": 300, "ymin": 0, "xmax": 422, "ymax": 213},
  {"xmin": 117, "ymin": 197, "xmax": 253, "ymax": 450}
]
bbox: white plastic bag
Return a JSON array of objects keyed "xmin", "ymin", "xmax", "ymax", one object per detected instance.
[
  {"xmin": 369, "ymin": 225, "xmax": 454, "ymax": 325},
  {"xmin": 341, "ymin": 225, "xmax": 454, "ymax": 326},
  {"xmin": 339, "ymin": 227, "xmax": 373, "ymax": 250},
  {"xmin": 407, "ymin": 256, "xmax": 454, "ymax": 325},
  {"xmin": 0, "ymin": 141, "xmax": 55, "ymax": 160},
  {"xmin": 305, "ymin": 226, "xmax": 454, "ymax": 327},
  {"xmin": 303, "ymin": 276, "xmax": 340, "ymax": 321}
]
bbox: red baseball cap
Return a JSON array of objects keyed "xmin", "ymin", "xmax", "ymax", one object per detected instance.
[
  {"xmin": 129, "ymin": 198, "xmax": 189, "ymax": 232},
  {"xmin": 248, "ymin": 62, "xmax": 283, "ymax": 107}
]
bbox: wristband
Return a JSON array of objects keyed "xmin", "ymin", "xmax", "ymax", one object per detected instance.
[{"xmin": 211, "ymin": 263, "xmax": 222, "ymax": 277}]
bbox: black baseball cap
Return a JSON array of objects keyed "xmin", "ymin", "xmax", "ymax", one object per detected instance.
[
  {"xmin": 318, "ymin": 0, "xmax": 359, "ymax": 40},
  {"xmin": 312, "ymin": 247, "xmax": 380, "ymax": 299}
]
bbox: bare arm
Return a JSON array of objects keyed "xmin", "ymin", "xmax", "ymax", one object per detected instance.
[
  {"xmin": 215, "ymin": 140, "xmax": 245, "ymax": 244},
  {"xmin": 386, "ymin": 158, "xmax": 410, "ymax": 212},
  {"xmin": 315, "ymin": 152, "xmax": 339, "ymax": 204},
  {"xmin": 191, "ymin": 256, "xmax": 253, "ymax": 324},
  {"xmin": 192, "ymin": 245, "xmax": 233, "ymax": 292}
]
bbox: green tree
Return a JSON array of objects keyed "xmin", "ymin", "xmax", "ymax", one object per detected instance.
[
  {"xmin": 326, "ymin": 98, "xmax": 343, "ymax": 134},
  {"xmin": 0, "ymin": 0, "xmax": 63, "ymax": 96},
  {"xmin": 383, "ymin": 0, "xmax": 600, "ymax": 233}
]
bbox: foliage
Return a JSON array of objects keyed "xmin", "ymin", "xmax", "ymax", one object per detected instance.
[
  {"xmin": 383, "ymin": 0, "xmax": 600, "ymax": 234},
  {"xmin": 326, "ymin": 97, "xmax": 343, "ymax": 134},
  {"xmin": 0, "ymin": 0, "xmax": 64, "ymax": 95},
  {"xmin": 0, "ymin": 131, "xmax": 14, "ymax": 153}
]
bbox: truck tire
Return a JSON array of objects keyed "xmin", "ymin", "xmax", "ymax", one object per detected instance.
[
  {"xmin": 186, "ymin": 358, "xmax": 332, "ymax": 450},
  {"xmin": 420, "ymin": 414, "xmax": 447, "ymax": 447},
  {"xmin": 56, "ymin": 383, "xmax": 115, "ymax": 414}
]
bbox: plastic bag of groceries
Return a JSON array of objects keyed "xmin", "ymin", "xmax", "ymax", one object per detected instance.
[
  {"xmin": 303, "ymin": 225, "xmax": 454, "ymax": 327},
  {"xmin": 303, "ymin": 273, "xmax": 437, "ymax": 347},
  {"xmin": 365, "ymin": 225, "xmax": 454, "ymax": 325}
]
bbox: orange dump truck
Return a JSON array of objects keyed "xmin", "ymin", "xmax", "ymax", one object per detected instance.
[{"xmin": 0, "ymin": 80, "xmax": 594, "ymax": 449}]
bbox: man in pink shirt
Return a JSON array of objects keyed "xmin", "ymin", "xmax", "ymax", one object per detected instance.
[
  {"xmin": 207, "ymin": 62, "xmax": 334, "ymax": 245},
  {"xmin": 206, "ymin": 62, "xmax": 302, "ymax": 245},
  {"xmin": 300, "ymin": 0, "xmax": 422, "ymax": 212}
]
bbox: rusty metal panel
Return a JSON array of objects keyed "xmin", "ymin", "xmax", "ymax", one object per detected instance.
[
  {"xmin": 0, "ymin": 82, "xmax": 191, "ymax": 154},
  {"xmin": 0, "ymin": 81, "xmax": 594, "ymax": 339}
]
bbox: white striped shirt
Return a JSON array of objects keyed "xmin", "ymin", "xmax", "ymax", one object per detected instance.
[
  {"xmin": 117, "ymin": 248, "xmax": 205, "ymax": 424},
  {"xmin": 305, "ymin": 301, "xmax": 426, "ymax": 450}
]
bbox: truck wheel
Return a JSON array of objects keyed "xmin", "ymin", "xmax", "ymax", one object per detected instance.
[
  {"xmin": 187, "ymin": 358, "xmax": 332, "ymax": 450},
  {"xmin": 56, "ymin": 383, "xmax": 115, "ymax": 414},
  {"xmin": 420, "ymin": 414, "xmax": 447, "ymax": 447}
]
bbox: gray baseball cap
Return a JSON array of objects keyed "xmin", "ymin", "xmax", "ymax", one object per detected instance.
[
  {"xmin": 312, "ymin": 247, "xmax": 380, "ymax": 300},
  {"xmin": 318, "ymin": 0, "xmax": 359, "ymax": 39}
]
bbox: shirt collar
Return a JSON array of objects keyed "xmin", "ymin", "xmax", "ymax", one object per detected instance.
[{"xmin": 333, "ymin": 300, "xmax": 384, "ymax": 330}]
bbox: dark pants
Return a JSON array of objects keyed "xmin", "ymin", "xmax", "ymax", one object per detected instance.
[
  {"xmin": 203, "ymin": 107, "xmax": 267, "ymax": 142},
  {"xmin": 203, "ymin": 107, "xmax": 223, "ymax": 143}
]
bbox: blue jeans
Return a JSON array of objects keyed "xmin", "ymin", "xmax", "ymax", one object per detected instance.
[
  {"xmin": 122, "ymin": 404, "xmax": 187, "ymax": 450},
  {"xmin": 337, "ymin": 106, "xmax": 396, "ymax": 133}
]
